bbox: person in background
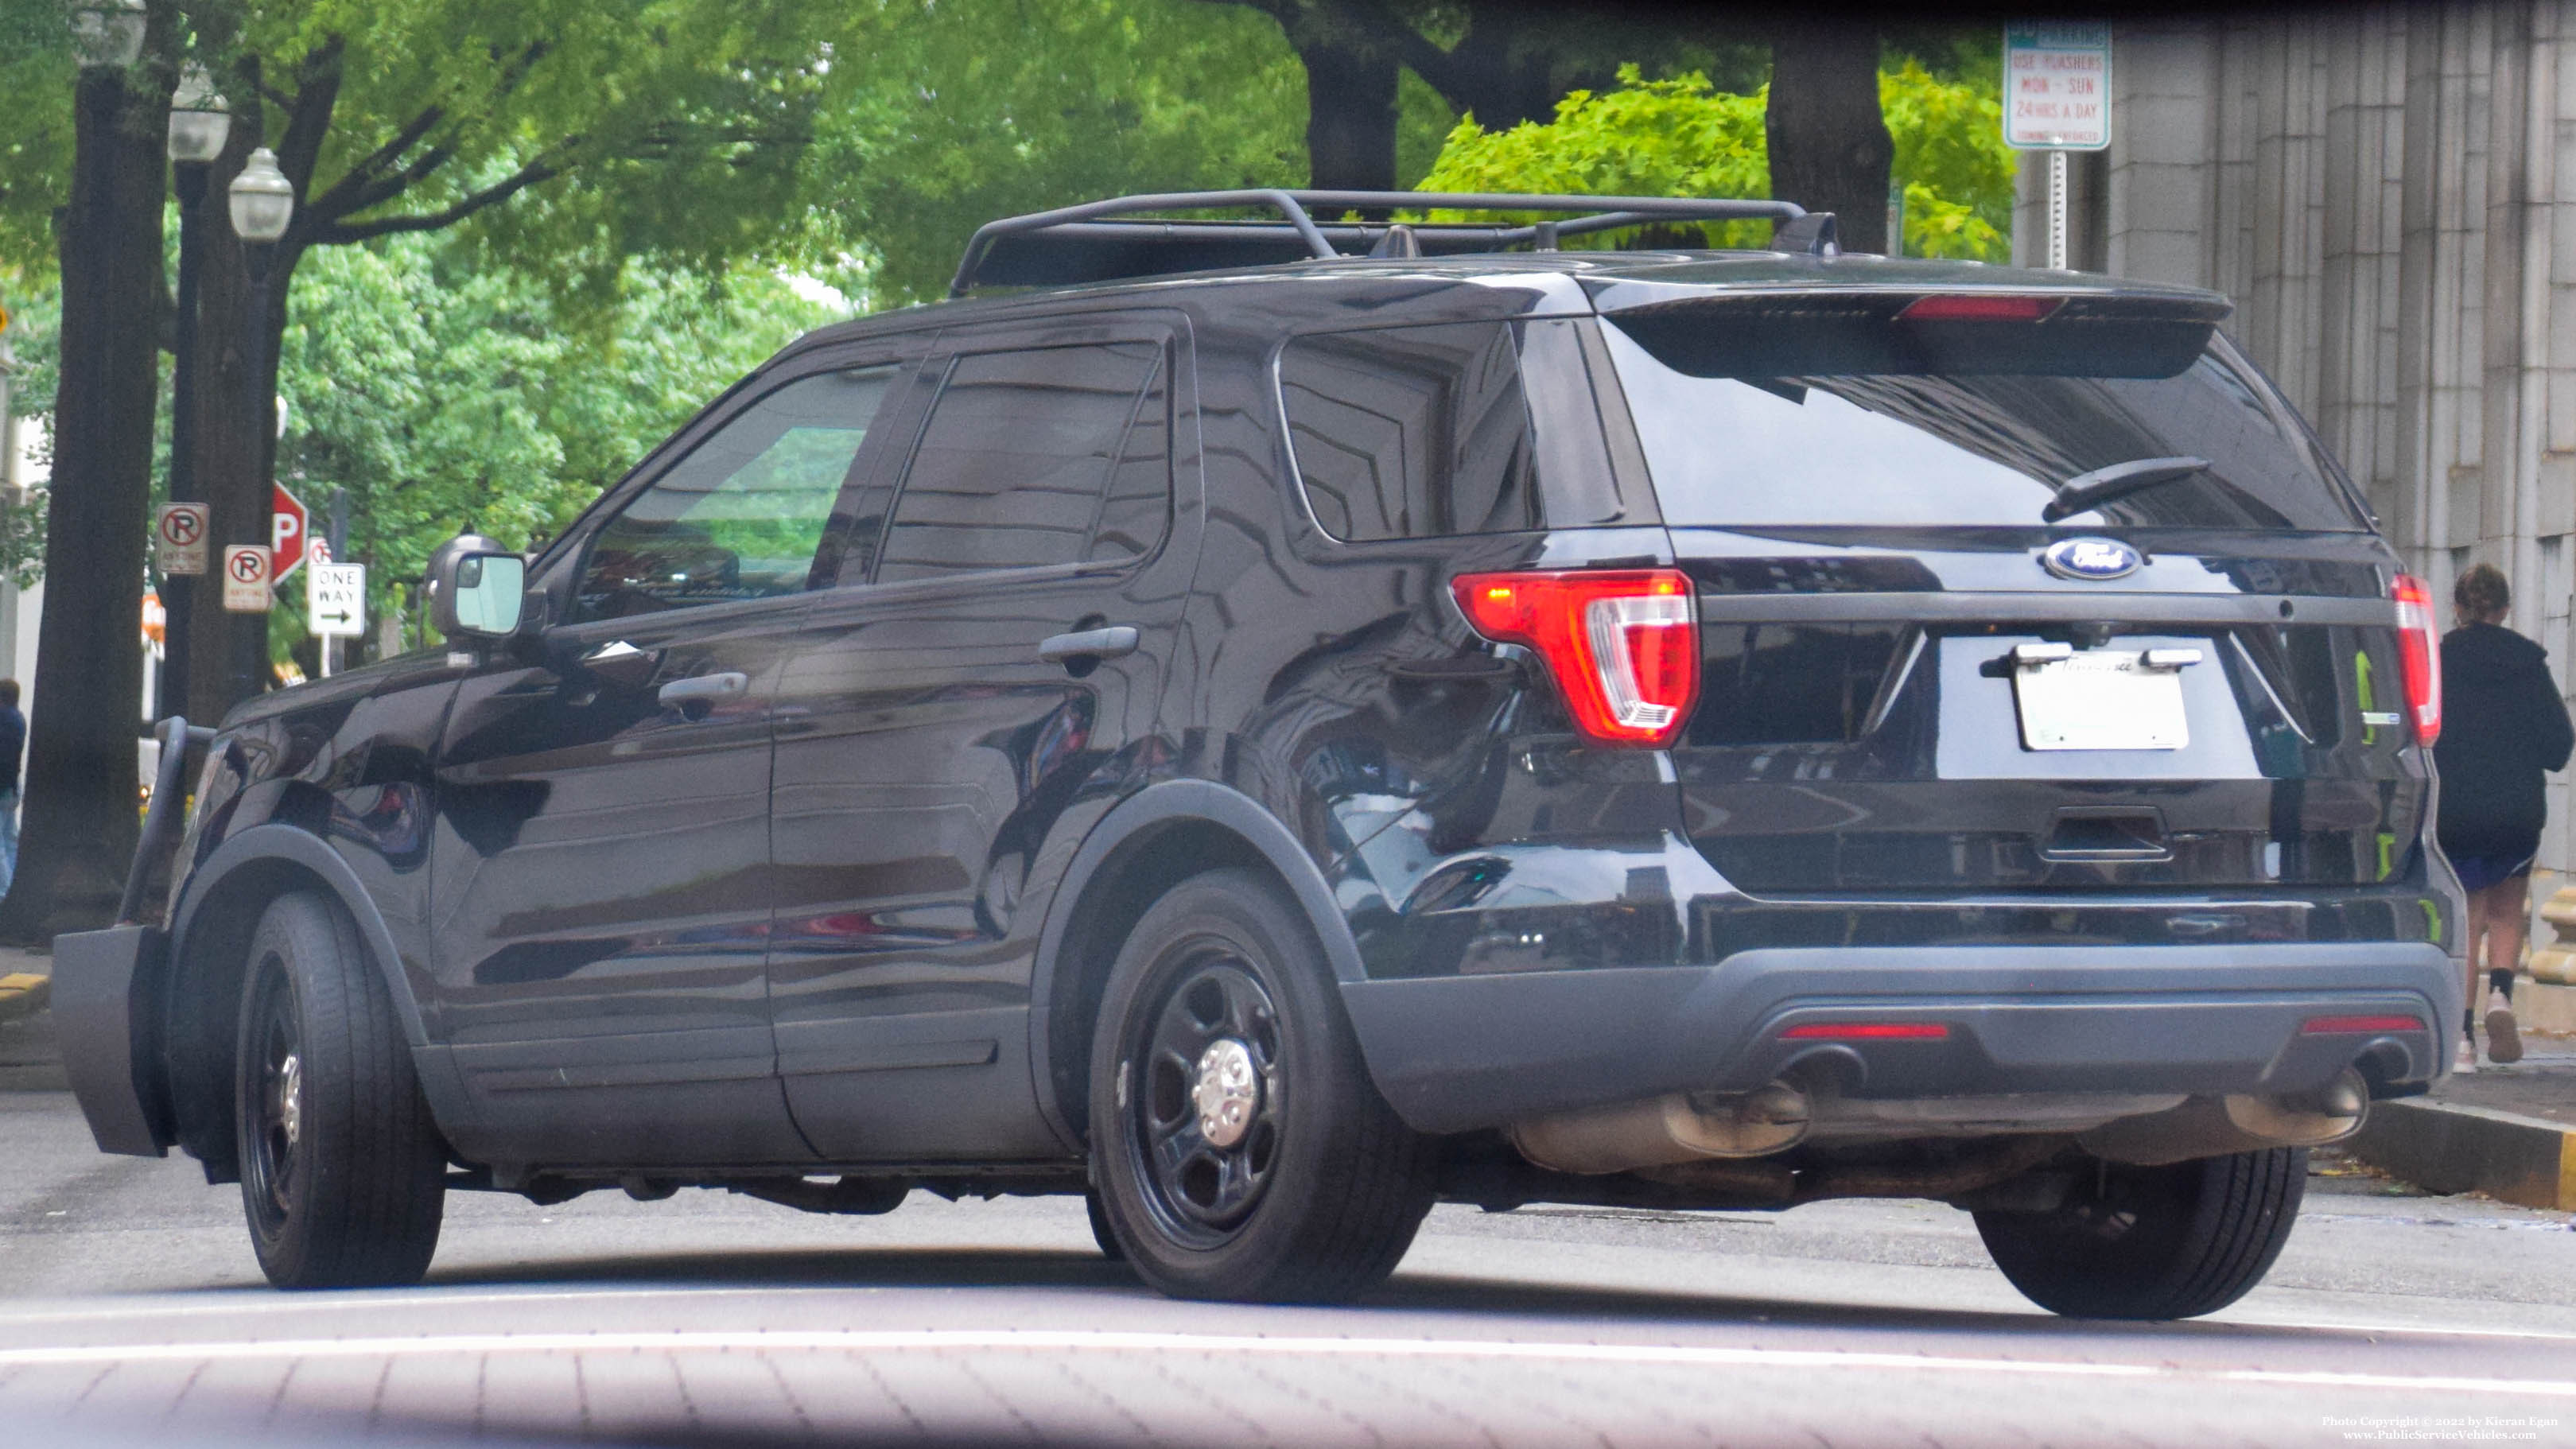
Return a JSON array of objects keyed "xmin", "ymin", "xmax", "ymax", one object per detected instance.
[
  {"xmin": 2434, "ymin": 564, "xmax": 2574, "ymax": 1070},
  {"xmin": 0, "ymin": 679, "xmax": 21, "ymax": 899}
]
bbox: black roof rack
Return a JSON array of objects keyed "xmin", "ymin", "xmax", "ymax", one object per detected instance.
[{"xmin": 947, "ymin": 189, "xmax": 1832, "ymax": 297}]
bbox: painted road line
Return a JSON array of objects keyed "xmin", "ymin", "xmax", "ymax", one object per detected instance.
[
  {"xmin": 9, "ymin": 1289, "xmax": 2576, "ymax": 1347},
  {"xmin": 0, "ymin": 1330, "xmax": 2572, "ymax": 1398}
]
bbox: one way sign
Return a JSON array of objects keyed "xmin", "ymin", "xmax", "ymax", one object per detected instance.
[{"xmin": 307, "ymin": 561, "xmax": 366, "ymax": 639}]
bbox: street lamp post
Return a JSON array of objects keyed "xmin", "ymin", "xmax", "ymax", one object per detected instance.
[
  {"xmin": 227, "ymin": 147, "xmax": 293, "ymax": 705},
  {"xmin": 161, "ymin": 64, "xmax": 229, "ymax": 723}
]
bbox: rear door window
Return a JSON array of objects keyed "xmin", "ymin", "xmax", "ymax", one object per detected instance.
[
  {"xmin": 868, "ymin": 342, "xmax": 1167, "ymax": 585},
  {"xmin": 1599, "ymin": 297, "xmax": 2368, "ymax": 531}
]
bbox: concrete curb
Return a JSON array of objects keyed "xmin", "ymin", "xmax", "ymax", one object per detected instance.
[
  {"xmin": 2343, "ymin": 1097, "xmax": 2575, "ymax": 1210},
  {"xmin": 0, "ymin": 972, "xmax": 48, "ymax": 1025}
]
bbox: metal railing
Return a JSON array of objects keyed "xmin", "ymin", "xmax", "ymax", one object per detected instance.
[{"xmin": 116, "ymin": 715, "xmax": 216, "ymax": 927}]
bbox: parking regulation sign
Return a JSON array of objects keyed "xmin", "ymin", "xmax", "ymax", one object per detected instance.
[
  {"xmin": 220, "ymin": 545, "xmax": 273, "ymax": 613},
  {"xmin": 307, "ymin": 561, "xmax": 366, "ymax": 639},
  {"xmin": 155, "ymin": 503, "xmax": 209, "ymax": 575},
  {"xmin": 2005, "ymin": 23, "xmax": 2112, "ymax": 150}
]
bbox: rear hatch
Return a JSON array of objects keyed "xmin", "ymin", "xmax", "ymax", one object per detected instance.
[{"xmin": 1592, "ymin": 283, "xmax": 2430, "ymax": 895}]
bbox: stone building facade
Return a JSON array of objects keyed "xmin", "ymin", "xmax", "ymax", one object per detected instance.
[{"xmin": 2025, "ymin": 3, "xmax": 2576, "ymax": 911}]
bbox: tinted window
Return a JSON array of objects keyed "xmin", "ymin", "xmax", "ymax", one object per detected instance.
[
  {"xmin": 1280, "ymin": 322, "xmax": 1538, "ymax": 542},
  {"xmin": 873, "ymin": 343, "xmax": 1164, "ymax": 584},
  {"xmin": 1600, "ymin": 308, "xmax": 2365, "ymax": 531},
  {"xmin": 1089, "ymin": 363, "xmax": 1171, "ymax": 563},
  {"xmin": 576, "ymin": 367, "xmax": 896, "ymax": 621}
]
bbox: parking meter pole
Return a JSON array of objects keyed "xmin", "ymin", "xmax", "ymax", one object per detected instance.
[{"xmin": 162, "ymin": 161, "xmax": 208, "ymax": 721}]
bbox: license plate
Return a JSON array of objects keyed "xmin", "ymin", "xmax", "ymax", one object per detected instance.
[{"xmin": 2013, "ymin": 650, "xmax": 2188, "ymax": 751}]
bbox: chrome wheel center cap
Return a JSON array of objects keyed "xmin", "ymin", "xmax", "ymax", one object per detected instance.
[
  {"xmin": 1191, "ymin": 1038, "xmax": 1260, "ymax": 1148},
  {"xmin": 278, "ymin": 1053, "xmax": 304, "ymax": 1148}
]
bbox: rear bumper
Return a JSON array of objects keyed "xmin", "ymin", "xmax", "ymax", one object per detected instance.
[
  {"xmin": 1340, "ymin": 941, "xmax": 2458, "ymax": 1134},
  {"xmin": 49, "ymin": 925, "xmax": 169, "ymax": 1157}
]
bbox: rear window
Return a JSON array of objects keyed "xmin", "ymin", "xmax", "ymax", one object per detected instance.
[{"xmin": 1599, "ymin": 295, "xmax": 2368, "ymax": 531}]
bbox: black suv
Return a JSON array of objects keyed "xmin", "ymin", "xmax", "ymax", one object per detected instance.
[{"xmin": 58, "ymin": 190, "xmax": 2460, "ymax": 1319}]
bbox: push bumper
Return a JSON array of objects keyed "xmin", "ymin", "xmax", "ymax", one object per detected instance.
[
  {"xmin": 1339, "ymin": 941, "xmax": 2459, "ymax": 1135},
  {"xmin": 49, "ymin": 924, "xmax": 169, "ymax": 1156}
]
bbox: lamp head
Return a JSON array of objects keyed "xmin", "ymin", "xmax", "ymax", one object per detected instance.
[
  {"xmin": 167, "ymin": 64, "xmax": 232, "ymax": 165},
  {"xmin": 70, "ymin": 0, "xmax": 146, "ymax": 70},
  {"xmin": 228, "ymin": 148, "xmax": 294, "ymax": 243}
]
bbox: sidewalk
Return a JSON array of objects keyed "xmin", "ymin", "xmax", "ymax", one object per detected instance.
[
  {"xmin": 0, "ymin": 941, "xmax": 46, "ymax": 1026},
  {"xmin": 2344, "ymin": 1035, "xmax": 2576, "ymax": 1210},
  {"xmin": 0, "ymin": 941, "xmax": 63, "ymax": 1093}
]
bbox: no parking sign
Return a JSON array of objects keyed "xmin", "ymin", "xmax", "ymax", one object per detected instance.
[{"xmin": 220, "ymin": 545, "xmax": 272, "ymax": 612}]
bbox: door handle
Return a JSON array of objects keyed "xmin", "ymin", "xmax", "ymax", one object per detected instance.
[
  {"xmin": 1037, "ymin": 625, "xmax": 1140, "ymax": 664},
  {"xmin": 658, "ymin": 671, "xmax": 748, "ymax": 706}
]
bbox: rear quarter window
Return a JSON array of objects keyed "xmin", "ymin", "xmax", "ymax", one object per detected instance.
[{"xmin": 1277, "ymin": 320, "xmax": 1634, "ymax": 542}]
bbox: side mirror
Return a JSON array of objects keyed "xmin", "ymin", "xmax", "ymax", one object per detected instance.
[{"xmin": 425, "ymin": 533, "xmax": 528, "ymax": 640}]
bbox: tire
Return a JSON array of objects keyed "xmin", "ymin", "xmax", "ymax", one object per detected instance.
[
  {"xmin": 1974, "ymin": 1148, "xmax": 2306, "ymax": 1319},
  {"xmin": 1087, "ymin": 868, "xmax": 1434, "ymax": 1303},
  {"xmin": 235, "ymin": 891, "xmax": 447, "ymax": 1288},
  {"xmin": 1083, "ymin": 1183, "xmax": 1127, "ymax": 1263}
]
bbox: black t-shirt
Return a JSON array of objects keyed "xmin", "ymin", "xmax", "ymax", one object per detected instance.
[
  {"xmin": 0, "ymin": 706, "xmax": 21, "ymax": 795},
  {"xmin": 2434, "ymin": 623, "xmax": 2575, "ymax": 860}
]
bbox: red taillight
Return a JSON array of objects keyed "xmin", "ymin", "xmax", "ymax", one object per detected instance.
[
  {"xmin": 1896, "ymin": 294, "xmax": 2066, "ymax": 323},
  {"xmin": 2392, "ymin": 573, "xmax": 2443, "ymax": 746},
  {"xmin": 1779, "ymin": 1022, "xmax": 1951, "ymax": 1041},
  {"xmin": 1451, "ymin": 569, "xmax": 1698, "ymax": 748},
  {"xmin": 2301, "ymin": 1014, "xmax": 2426, "ymax": 1035}
]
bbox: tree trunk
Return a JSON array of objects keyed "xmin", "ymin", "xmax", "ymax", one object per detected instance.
[
  {"xmin": 1411, "ymin": 6, "xmax": 1562, "ymax": 131},
  {"xmin": 1297, "ymin": 37, "xmax": 1397, "ymax": 192},
  {"xmin": 1765, "ymin": 23, "xmax": 1893, "ymax": 255},
  {"xmin": 0, "ymin": 65, "xmax": 169, "ymax": 939}
]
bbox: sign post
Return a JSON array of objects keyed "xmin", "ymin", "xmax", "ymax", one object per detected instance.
[
  {"xmin": 220, "ymin": 544, "xmax": 273, "ymax": 613},
  {"xmin": 2004, "ymin": 23, "xmax": 2112, "ymax": 270}
]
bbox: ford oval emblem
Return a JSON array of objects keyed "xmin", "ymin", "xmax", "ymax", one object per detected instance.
[{"xmin": 2042, "ymin": 537, "xmax": 2143, "ymax": 581}]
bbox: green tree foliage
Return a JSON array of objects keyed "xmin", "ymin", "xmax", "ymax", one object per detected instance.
[
  {"xmin": 0, "ymin": 1, "xmax": 76, "ymax": 284},
  {"xmin": 1418, "ymin": 61, "xmax": 2013, "ymax": 261},
  {"xmin": 270, "ymin": 231, "xmax": 833, "ymax": 631},
  {"xmin": 806, "ymin": 0, "xmax": 1308, "ymax": 304},
  {"xmin": 1879, "ymin": 60, "xmax": 2012, "ymax": 261}
]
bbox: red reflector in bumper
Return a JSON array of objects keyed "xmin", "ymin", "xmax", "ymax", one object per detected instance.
[
  {"xmin": 1779, "ymin": 1022, "xmax": 1951, "ymax": 1041},
  {"xmin": 2300, "ymin": 1014, "xmax": 2426, "ymax": 1035}
]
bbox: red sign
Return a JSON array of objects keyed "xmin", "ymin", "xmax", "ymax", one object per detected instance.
[{"xmin": 272, "ymin": 481, "xmax": 311, "ymax": 580}]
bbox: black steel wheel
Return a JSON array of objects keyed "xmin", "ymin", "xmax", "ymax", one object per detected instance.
[
  {"xmin": 234, "ymin": 892, "xmax": 447, "ymax": 1288},
  {"xmin": 1975, "ymin": 1148, "xmax": 2306, "ymax": 1319},
  {"xmin": 1127, "ymin": 952, "xmax": 1286, "ymax": 1244},
  {"xmin": 1088, "ymin": 868, "xmax": 1433, "ymax": 1303}
]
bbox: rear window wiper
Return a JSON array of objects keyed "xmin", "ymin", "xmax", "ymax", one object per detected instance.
[{"xmin": 2042, "ymin": 456, "xmax": 2212, "ymax": 523}]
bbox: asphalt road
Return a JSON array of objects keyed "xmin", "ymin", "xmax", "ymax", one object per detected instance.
[{"xmin": 5, "ymin": 1010, "xmax": 2574, "ymax": 1447}]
